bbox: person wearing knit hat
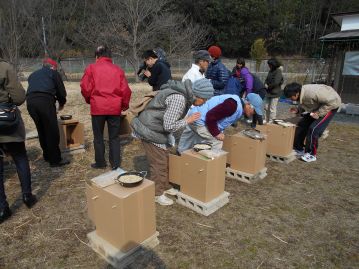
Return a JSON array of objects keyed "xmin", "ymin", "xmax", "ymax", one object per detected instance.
[
  {"xmin": 205, "ymin": 45, "xmax": 230, "ymax": 96},
  {"xmin": 182, "ymin": 50, "xmax": 212, "ymax": 83},
  {"xmin": 131, "ymin": 78, "xmax": 216, "ymax": 206},
  {"xmin": 178, "ymin": 80, "xmax": 252, "ymax": 153},
  {"xmin": 26, "ymin": 58, "xmax": 69, "ymax": 167}
]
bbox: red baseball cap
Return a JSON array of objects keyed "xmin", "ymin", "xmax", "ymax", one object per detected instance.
[{"xmin": 43, "ymin": 58, "xmax": 58, "ymax": 69}]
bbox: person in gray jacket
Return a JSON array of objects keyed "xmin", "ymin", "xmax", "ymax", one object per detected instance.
[
  {"xmin": 284, "ymin": 82, "xmax": 341, "ymax": 163},
  {"xmin": 0, "ymin": 53, "xmax": 37, "ymax": 224},
  {"xmin": 264, "ymin": 58, "xmax": 283, "ymax": 122},
  {"xmin": 131, "ymin": 79, "xmax": 214, "ymax": 206}
]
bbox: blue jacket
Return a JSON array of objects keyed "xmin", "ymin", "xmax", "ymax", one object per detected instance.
[
  {"xmin": 224, "ymin": 76, "xmax": 243, "ymax": 96},
  {"xmin": 189, "ymin": 94, "xmax": 242, "ymax": 131},
  {"xmin": 205, "ymin": 59, "xmax": 230, "ymax": 95}
]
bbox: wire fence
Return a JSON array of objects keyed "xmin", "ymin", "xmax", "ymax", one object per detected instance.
[{"xmin": 18, "ymin": 57, "xmax": 331, "ymax": 85}]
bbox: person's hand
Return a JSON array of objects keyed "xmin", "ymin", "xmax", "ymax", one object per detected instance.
[
  {"xmin": 58, "ymin": 105, "xmax": 64, "ymax": 111},
  {"xmin": 143, "ymin": 70, "xmax": 151, "ymax": 78},
  {"xmin": 216, "ymin": 133, "xmax": 225, "ymax": 141},
  {"xmin": 186, "ymin": 112, "xmax": 201, "ymax": 124},
  {"xmin": 310, "ymin": 112, "xmax": 319, "ymax": 119},
  {"xmin": 289, "ymin": 107, "xmax": 298, "ymax": 114}
]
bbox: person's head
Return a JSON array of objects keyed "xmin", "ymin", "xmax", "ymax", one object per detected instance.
[
  {"xmin": 208, "ymin": 45, "xmax": 222, "ymax": 60},
  {"xmin": 187, "ymin": 78, "xmax": 214, "ymax": 106},
  {"xmin": 245, "ymin": 93, "xmax": 263, "ymax": 117},
  {"xmin": 267, "ymin": 58, "xmax": 281, "ymax": 70},
  {"xmin": 193, "ymin": 50, "xmax": 212, "ymax": 72},
  {"xmin": 236, "ymin": 57, "xmax": 245, "ymax": 69},
  {"xmin": 43, "ymin": 58, "xmax": 58, "ymax": 70},
  {"xmin": 142, "ymin": 50, "xmax": 158, "ymax": 68},
  {"xmin": 284, "ymin": 82, "xmax": 302, "ymax": 101},
  {"xmin": 95, "ymin": 45, "xmax": 112, "ymax": 59}
]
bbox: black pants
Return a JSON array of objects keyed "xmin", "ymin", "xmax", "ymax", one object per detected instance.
[
  {"xmin": 294, "ymin": 109, "xmax": 337, "ymax": 155},
  {"xmin": 27, "ymin": 93, "xmax": 62, "ymax": 164},
  {"xmin": 0, "ymin": 142, "xmax": 32, "ymax": 209},
  {"xmin": 92, "ymin": 115, "xmax": 121, "ymax": 168}
]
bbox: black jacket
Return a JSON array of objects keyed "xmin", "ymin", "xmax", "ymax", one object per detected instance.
[
  {"xmin": 27, "ymin": 67, "xmax": 67, "ymax": 106},
  {"xmin": 148, "ymin": 60, "xmax": 171, "ymax": 91}
]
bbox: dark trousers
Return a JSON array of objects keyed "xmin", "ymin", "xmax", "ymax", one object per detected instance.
[
  {"xmin": 142, "ymin": 141, "xmax": 171, "ymax": 196},
  {"xmin": 92, "ymin": 115, "xmax": 121, "ymax": 168},
  {"xmin": 27, "ymin": 94, "xmax": 62, "ymax": 164},
  {"xmin": 0, "ymin": 142, "xmax": 32, "ymax": 209},
  {"xmin": 294, "ymin": 109, "xmax": 337, "ymax": 155}
]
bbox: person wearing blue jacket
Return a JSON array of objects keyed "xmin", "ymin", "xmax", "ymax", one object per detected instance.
[{"xmin": 205, "ymin": 46, "xmax": 230, "ymax": 95}]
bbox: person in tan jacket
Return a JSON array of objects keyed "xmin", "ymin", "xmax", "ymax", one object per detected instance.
[
  {"xmin": 284, "ymin": 82, "xmax": 341, "ymax": 163},
  {"xmin": 0, "ymin": 51, "xmax": 37, "ymax": 224}
]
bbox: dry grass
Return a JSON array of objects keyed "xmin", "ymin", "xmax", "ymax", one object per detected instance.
[{"xmin": 0, "ymin": 82, "xmax": 358, "ymax": 269}]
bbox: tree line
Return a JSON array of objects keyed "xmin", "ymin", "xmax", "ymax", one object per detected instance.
[{"xmin": 0, "ymin": 0, "xmax": 358, "ymax": 72}]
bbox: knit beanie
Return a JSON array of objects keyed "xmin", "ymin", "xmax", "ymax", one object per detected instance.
[
  {"xmin": 208, "ymin": 46, "xmax": 222, "ymax": 59},
  {"xmin": 43, "ymin": 58, "xmax": 58, "ymax": 69},
  {"xmin": 192, "ymin": 78, "xmax": 214, "ymax": 99}
]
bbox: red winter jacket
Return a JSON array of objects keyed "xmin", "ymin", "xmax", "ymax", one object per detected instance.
[{"xmin": 80, "ymin": 57, "xmax": 132, "ymax": 115}]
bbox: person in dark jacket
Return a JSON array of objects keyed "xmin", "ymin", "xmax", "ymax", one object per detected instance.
[
  {"xmin": 264, "ymin": 58, "xmax": 283, "ymax": 122},
  {"xmin": 0, "ymin": 54, "xmax": 37, "ymax": 224},
  {"xmin": 27, "ymin": 58, "xmax": 69, "ymax": 167},
  {"xmin": 81, "ymin": 45, "xmax": 132, "ymax": 170},
  {"xmin": 142, "ymin": 50, "xmax": 172, "ymax": 91},
  {"xmin": 206, "ymin": 45, "xmax": 230, "ymax": 95}
]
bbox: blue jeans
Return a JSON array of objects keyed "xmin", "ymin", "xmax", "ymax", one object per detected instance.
[{"xmin": 0, "ymin": 142, "xmax": 32, "ymax": 209}]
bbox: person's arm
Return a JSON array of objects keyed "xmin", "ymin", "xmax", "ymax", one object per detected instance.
[
  {"xmin": 163, "ymin": 94, "xmax": 188, "ymax": 133},
  {"xmin": 118, "ymin": 71, "xmax": 132, "ymax": 111},
  {"xmin": 80, "ymin": 66, "xmax": 94, "ymax": 104},
  {"xmin": 241, "ymin": 68, "xmax": 254, "ymax": 93},
  {"xmin": 210, "ymin": 65, "xmax": 229, "ymax": 90},
  {"xmin": 53, "ymin": 71, "xmax": 67, "ymax": 106},
  {"xmin": 4, "ymin": 64, "xmax": 25, "ymax": 105},
  {"xmin": 146, "ymin": 64, "xmax": 160, "ymax": 87},
  {"xmin": 205, "ymin": 98, "xmax": 238, "ymax": 137}
]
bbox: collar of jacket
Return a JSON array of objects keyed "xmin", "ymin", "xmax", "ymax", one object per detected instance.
[{"xmin": 96, "ymin": 57, "xmax": 113, "ymax": 63}]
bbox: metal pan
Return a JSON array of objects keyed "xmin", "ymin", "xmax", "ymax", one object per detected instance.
[
  {"xmin": 60, "ymin": 115, "xmax": 72, "ymax": 120},
  {"xmin": 193, "ymin": 143, "xmax": 212, "ymax": 152},
  {"xmin": 115, "ymin": 171, "xmax": 147, "ymax": 188}
]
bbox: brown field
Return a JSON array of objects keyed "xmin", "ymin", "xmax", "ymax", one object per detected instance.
[{"xmin": 0, "ymin": 82, "xmax": 358, "ymax": 269}]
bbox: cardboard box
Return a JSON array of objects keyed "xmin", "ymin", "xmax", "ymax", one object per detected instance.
[
  {"xmin": 222, "ymin": 133, "xmax": 267, "ymax": 175},
  {"xmin": 58, "ymin": 119, "xmax": 84, "ymax": 150},
  {"xmin": 256, "ymin": 124, "xmax": 296, "ymax": 157},
  {"xmin": 168, "ymin": 154, "xmax": 182, "ymax": 186},
  {"xmin": 86, "ymin": 175, "xmax": 156, "ymax": 252},
  {"xmin": 104, "ymin": 113, "xmax": 135, "ymax": 140},
  {"xmin": 169, "ymin": 150, "xmax": 227, "ymax": 203}
]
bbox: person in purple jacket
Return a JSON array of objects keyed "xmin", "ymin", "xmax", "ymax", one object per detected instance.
[{"xmin": 232, "ymin": 57, "xmax": 253, "ymax": 97}]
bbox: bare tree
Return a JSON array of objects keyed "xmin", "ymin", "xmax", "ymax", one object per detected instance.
[{"xmin": 76, "ymin": 0, "xmax": 208, "ymax": 78}]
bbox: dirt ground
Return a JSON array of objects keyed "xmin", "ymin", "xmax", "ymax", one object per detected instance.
[{"xmin": 0, "ymin": 82, "xmax": 358, "ymax": 269}]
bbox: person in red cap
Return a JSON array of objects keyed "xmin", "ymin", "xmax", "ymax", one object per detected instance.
[
  {"xmin": 206, "ymin": 45, "xmax": 230, "ymax": 95},
  {"xmin": 26, "ymin": 57, "xmax": 69, "ymax": 167}
]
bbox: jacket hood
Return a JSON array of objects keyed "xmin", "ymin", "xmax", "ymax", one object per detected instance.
[{"xmin": 158, "ymin": 59, "xmax": 171, "ymax": 68}]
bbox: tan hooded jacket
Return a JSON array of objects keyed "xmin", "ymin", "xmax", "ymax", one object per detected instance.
[{"xmin": 300, "ymin": 84, "xmax": 341, "ymax": 117}]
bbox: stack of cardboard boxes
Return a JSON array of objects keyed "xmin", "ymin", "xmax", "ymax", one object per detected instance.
[
  {"xmin": 58, "ymin": 118, "xmax": 85, "ymax": 154},
  {"xmin": 86, "ymin": 170, "xmax": 158, "ymax": 265},
  {"xmin": 169, "ymin": 149, "xmax": 229, "ymax": 216}
]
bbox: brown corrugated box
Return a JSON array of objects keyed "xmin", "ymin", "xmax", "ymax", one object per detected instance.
[
  {"xmin": 104, "ymin": 112, "xmax": 134, "ymax": 140},
  {"xmin": 169, "ymin": 150, "xmax": 227, "ymax": 203},
  {"xmin": 222, "ymin": 132, "xmax": 267, "ymax": 175},
  {"xmin": 86, "ymin": 175, "xmax": 156, "ymax": 252},
  {"xmin": 58, "ymin": 119, "xmax": 84, "ymax": 150},
  {"xmin": 256, "ymin": 123, "xmax": 296, "ymax": 157}
]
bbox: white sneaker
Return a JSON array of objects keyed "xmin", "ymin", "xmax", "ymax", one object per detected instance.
[
  {"xmin": 155, "ymin": 194, "xmax": 174, "ymax": 206},
  {"xmin": 164, "ymin": 188, "xmax": 178, "ymax": 196},
  {"xmin": 301, "ymin": 153, "xmax": 317, "ymax": 163}
]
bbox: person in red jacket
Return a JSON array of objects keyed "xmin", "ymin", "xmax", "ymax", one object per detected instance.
[{"xmin": 80, "ymin": 45, "xmax": 132, "ymax": 169}]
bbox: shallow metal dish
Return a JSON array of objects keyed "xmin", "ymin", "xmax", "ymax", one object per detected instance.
[
  {"xmin": 60, "ymin": 115, "xmax": 72, "ymax": 120},
  {"xmin": 116, "ymin": 171, "xmax": 147, "ymax": 188},
  {"xmin": 193, "ymin": 143, "xmax": 212, "ymax": 152}
]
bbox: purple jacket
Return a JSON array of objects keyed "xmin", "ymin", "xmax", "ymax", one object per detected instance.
[{"xmin": 240, "ymin": 67, "xmax": 253, "ymax": 94}]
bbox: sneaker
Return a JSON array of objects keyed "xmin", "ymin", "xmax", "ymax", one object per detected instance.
[
  {"xmin": 23, "ymin": 193, "xmax": 38, "ymax": 208},
  {"xmin": 294, "ymin": 149, "xmax": 305, "ymax": 157},
  {"xmin": 155, "ymin": 194, "xmax": 174, "ymax": 206},
  {"xmin": 301, "ymin": 153, "xmax": 317, "ymax": 163},
  {"xmin": 50, "ymin": 159, "xmax": 70, "ymax": 167},
  {"xmin": 164, "ymin": 188, "xmax": 178, "ymax": 196}
]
